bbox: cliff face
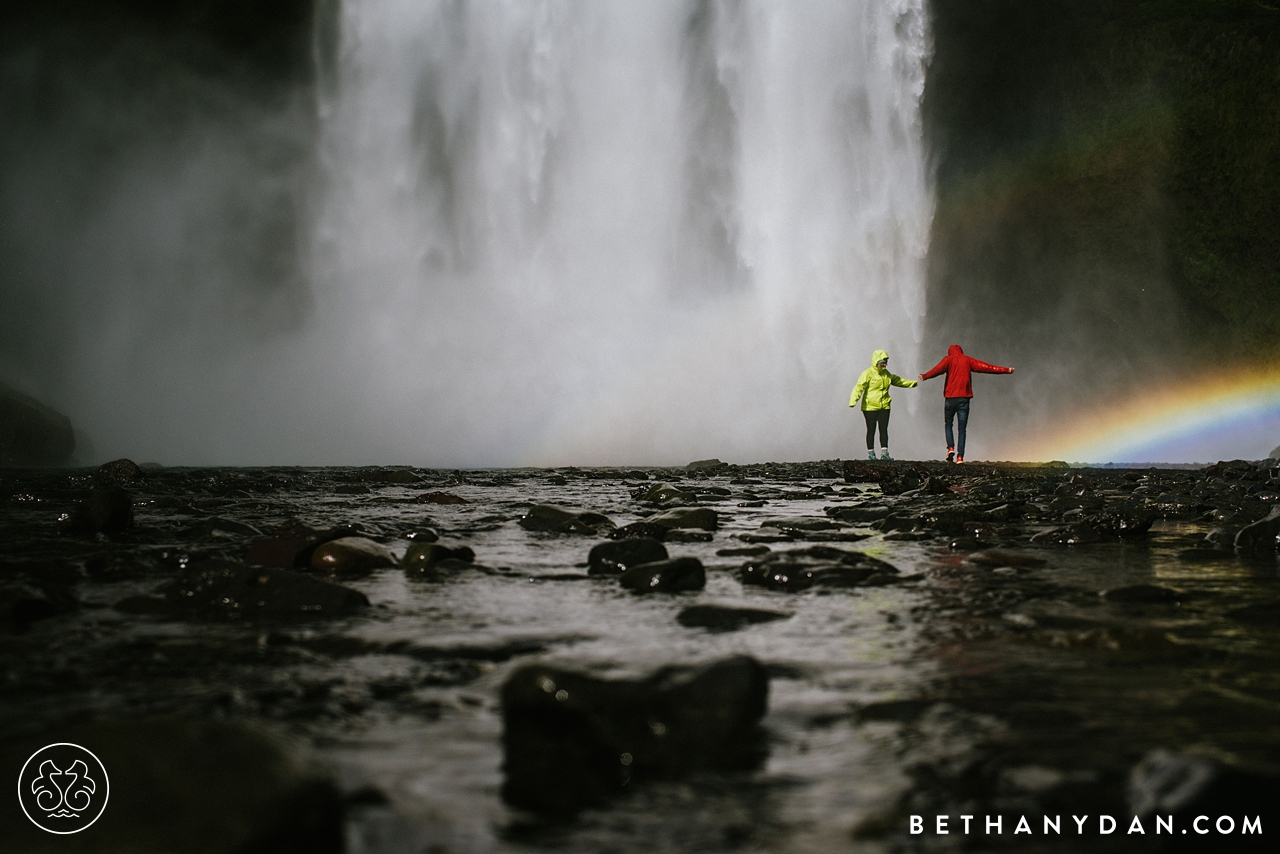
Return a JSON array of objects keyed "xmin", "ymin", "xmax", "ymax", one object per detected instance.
[{"xmin": 922, "ymin": 0, "xmax": 1280, "ymax": 436}]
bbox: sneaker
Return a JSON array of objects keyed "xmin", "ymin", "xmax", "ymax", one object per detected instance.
[
  {"xmin": 867, "ymin": 450, "xmax": 876, "ymax": 461},
  {"xmin": 954, "ymin": 455, "xmax": 963, "ymax": 464},
  {"xmin": 945, "ymin": 448, "xmax": 955, "ymax": 463},
  {"xmin": 880, "ymin": 451, "xmax": 893, "ymax": 461}
]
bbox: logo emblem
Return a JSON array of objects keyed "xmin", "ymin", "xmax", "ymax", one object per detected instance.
[{"xmin": 18, "ymin": 743, "xmax": 109, "ymax": 834}]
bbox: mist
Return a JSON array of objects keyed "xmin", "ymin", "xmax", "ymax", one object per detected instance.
[{"xmin": 0, "ymin": 0, "xmax": 936, "ymax": 468}]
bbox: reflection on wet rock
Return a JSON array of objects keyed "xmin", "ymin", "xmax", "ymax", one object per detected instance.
[
  {"xmin": 500, "ymin": 656, "xmax": 768, "ymax": 812},
  {"xmin": 401, "ymin": 542, "xmax": 476, "ymax": 579},
  {"xmin": 646, "ymin": 507, "xmax": 718, "ymax": 530},
  {"xmin": 246, "ymin": 519, "xmax": 363, "ymax": 569},
  {"xmin": 309, "ymin": 536, "xmax": 396, "ymax": 579},
  {"xmin": 120, "ymin": 560, "xmax": 369, "ymax": 621},
  {"xmin": 740, "ymin": 545, "xmax": 899, "ymax": 592},
  {"xmin": 676, "ymin": 604, "xmax": 791, "ymax": 632},
  {"xmin": 518, "ymin": 504, "xmax": 615, "ymax": 534},
  {"xmin": 587, "ymin": 538, "xmax": 668, "ymax": 575},
  {"xmin": 619, "ymin": 557, "xmax": 706, "ymax": 593}
]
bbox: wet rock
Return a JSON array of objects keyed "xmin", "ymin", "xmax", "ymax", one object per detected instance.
[
  {"xmin": 758, "ymin": 517, "xmax": 841, "ymax": 532},
  {"xmin": 1233, "ymin": 506, "xmax": 1280, "ymax": 552},
  {"xmin": 1030, "ymin": 522, "xmax": 1108, "ymax": 545},
  {"xmin": 519, "ymin": 504, "xmax": 615, "ymax": 534},
  {"xmin": 634, "ymin": 482, "xmax": 697, "ymax": 504},
  {"xmin": 826, "ymin": 505, "xmax": 892, "ymax": 523},
  {"xmin": 686, "ymin": 458, "xmax": 727, "ymax": 473},
  {"xmin": 587, "ymin": 538, "xmax": 668, "ymax": 575},
  {"xmin": 676, "ymin": 604, "xmax": 791, "ymax": 632},
  {"xmin": 546, "ymin": 474, "xmax": 568, "ymax": 485},
  {"xmin": 245, "ymin": 520, "xmax": 361, "ymax": 569},
  {"xmin": 625, "ymin": 469, "xmax": 650, "ymax": 480},
  {"xmin": 402, "ymin": 542, "xmax": 476, "ymax": 579},
  {"xmin": 1128, "ymin": 749, "xmax": 1276, "ymax": 853},
  {"xmin": 500, "ymin": 655, "xmax": 768, "ymax": 812},
  {"xmin": 664, "ymin": 529, "xmax": 714, "ymax": 543},
  {"xmin": 334, "ymin": 483, "xmax": 371, "ymax": 495},
  {"xmin": 740, "ymin": 546, "xmax": 899, "ymax": 592},
  {"xmin": 716, "ymin": 545, "xmax": 770, "ymax": 557},
  {"xmin": 841, "ymin": 459, "xmax": 893, "ymax": 484},
  {"xmin": 1101, "ymin": 584, "xmax": 1182, "ymax": 603},
  {"xmin": 96, "ymin": 457, "xmax": 142, "ymax": 484},
  {"xmin": 309, "ymin": 536, "xmax": 396, "ymax": 579},
  {"xmin": 65, "ymin": 487, "xmax": 133, "ymax": 535},
  {"xmin": 0, "ymin": 381, "xmax": 75, "ymax": 466},
  {"xmin": 138, "ymin": 560, "xmax": 369, "ymax": 621},
  {"xmin": 609, "ymin": 521, "xmax": 670, "ymax": 541},
  {"xmin": 401, "ymin": 527, "xmax": 440, "ymax": 542},
  {"xmin": 416, "ymin": 491, "xmax": 469, "ymax": 504},
  {"xmin": 0, "ymin": 717, "xmax": 343, "ymax": 854},
  {"xmin": 965, "ymin": 549, "xmax": 1047, "ymax": 568},
  {"xmin": 646, "ymin": 506, "xmax": 718, "ymax": 530},
  {"xmin": 619, "ymin": 557, "xmax": 706, "ymax": 593},
  {"xmin": 359, "ymin": 467, "xmax": 421, "ymax": 484}
]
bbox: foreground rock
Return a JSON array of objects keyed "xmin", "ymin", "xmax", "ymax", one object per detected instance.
[
  {"xmin": 519, "ymin": 504, "xmax": 615, "ymax": 534},
  {"xmin": 245, "ymin": 519, "xmax": 362, "ymax": 569},
  {"xmin": 588, "ymin": 538, "xmax": 668, "ymax": 574},
  {"xmin": 740, "ymin": 546, "xmax": 899, "ymax": 592},
  {"xmin": 0, "ymin": 382, "xmax": 74, "ymax": 466},
  {"xmin": 501, "ymin": 655, "xmax": 769, "ymax": 812},
  {"xmin": 308, "ymin": 536, "xmax": 396, "ymax": 579},
  {"xmin": 619, "ymin": 557, "xmax": 706, "ymax": 593},
  {"xmin": 401, "ymin": 542, "xmax": 476, "ymax": 579},
  {"xmin": 65, "ymin": 487, "xmax": 134, "ymax": 535},
  {"xmin": 676, "ymin": 604, "xmax": 791, "ymax": 632},
  {"xmin": 0, "ymin": 717, "xmax": 343, "ymax": 854},
  {"xmin": 115, "ymin": 560, "xmax": 369, "ymax": 621}
]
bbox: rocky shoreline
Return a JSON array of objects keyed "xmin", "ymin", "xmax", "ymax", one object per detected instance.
[{"xmin": 3, "ymin": 457, "xmax": 1279, "ymax": 851}]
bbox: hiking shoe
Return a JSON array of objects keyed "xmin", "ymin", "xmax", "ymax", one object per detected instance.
[
  {"xmin": 867, "ymin": 450, "xmax": 876, "ymax": 461},
  {"xmin": 946, "ymin": 448, "xmax": 955, "ymax": 463},
  {"xmin": 954, "ymin": 455, "xmax": 963, "ymax": 464},
  {"xmin": 880, "ymin": 451, "xmax": 893, "ymax": 461}
]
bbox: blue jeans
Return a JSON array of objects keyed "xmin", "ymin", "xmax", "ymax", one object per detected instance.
[{"xmin": 944, "ymin": 397, "xmax": 970, "ymax": 457}]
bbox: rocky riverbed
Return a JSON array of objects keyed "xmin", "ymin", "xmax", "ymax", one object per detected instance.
[{"xmin": 3, "ymin": 458, "xmax": 1279, "ymax": 852}]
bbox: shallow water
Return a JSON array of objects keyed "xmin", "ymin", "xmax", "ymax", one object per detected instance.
[{"xmin": 3, "ymin": 462, "xmax": 1279, "ymax": 852}]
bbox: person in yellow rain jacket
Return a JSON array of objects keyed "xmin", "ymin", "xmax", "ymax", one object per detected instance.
[{"xmin": 849, "ymin": 349, "xmax": 917, "ymax": 461}]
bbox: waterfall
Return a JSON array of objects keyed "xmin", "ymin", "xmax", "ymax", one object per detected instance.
[{"xmin": 304, "ymin": 0, "xmax": 934, "ymax": 466}]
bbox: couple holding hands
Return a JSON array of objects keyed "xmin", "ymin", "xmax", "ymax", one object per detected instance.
[{"xmin": 850, "ymin": 345, "xmax": 1014, "ymax": 463}]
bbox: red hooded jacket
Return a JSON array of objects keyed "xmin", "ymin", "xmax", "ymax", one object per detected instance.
[{"xmin": 920, "ymin": 345, "xmax": 1013, "ymax": 398}]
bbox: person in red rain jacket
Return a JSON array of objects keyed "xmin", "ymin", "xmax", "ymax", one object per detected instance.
[{"xmin": 918, "ymin": 344, "xmax": 1014, "ymax": 463}]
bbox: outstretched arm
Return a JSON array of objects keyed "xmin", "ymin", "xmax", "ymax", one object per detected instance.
[
  {"xmin": 890, "ymin": 373, "xmax": 918, "ymax": 388},
  {"xmin": 919, "ymin": 356, "xmax": 948, "ymax": 381},
  {"xmin": 849, "ymin": 372, "xmax": 869, "ymax": 407},
  {"xmin": 968, "ymin": 357, "xmax": 1013, "ymax": 374}
]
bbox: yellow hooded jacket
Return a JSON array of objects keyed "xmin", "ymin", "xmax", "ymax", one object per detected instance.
[{"xmin": 850, "ymin": 349, "xmax": 917, "ymax": 411}]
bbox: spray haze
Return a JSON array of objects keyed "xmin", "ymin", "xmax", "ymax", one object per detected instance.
[{"xmin": 1, "ymin": 1, "xmax": 935, "ymax": 467}]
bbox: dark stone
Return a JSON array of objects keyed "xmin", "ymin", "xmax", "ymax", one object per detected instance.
[
  {"xmin": 826, "ymin": 505, "xmax": 892, "ymax": 523},
  {"xmin": 619, "ymin": 557, "xmax": 706, "ymax": 593},
  {"xmin": 0, "ymin": 717, "xmax": 343, "ymax": 854},
  {"xmin": 519, "ymin": 504, "xmax": 615, "ymax": 534},
  {"xmin": 147, "ymin": 560, "xmax": 369, "ymax": 621},
  {"xmin": 587, "ymin": 538, "xmax": 668, "ymax": 575},
  {"xmin": 634, "ymin": 482, "xmax": 698, "ymax": 504},
  {"xmin": 1234, "ymin": 506, "xmax": 1280, "ymax": 552},
  {"xmin": 686, "ymin": 458, "xmax": 727, "ymax": 473},
  {"xmin": 0, "ymin": 578, "xmax": 78, "ymax": 629},
  {"xmin": 245, "ymin": 520, "xmax": 362, "ymax": 569},
  {"xmin": 1101, "ymin": 584, "xmax": 1182, "ymax": 603},
  {"xmin": 500, "ymin": 656, "xmax": 769, "ymax": 812},
  {"xmin": 841, "ymin": 459, "xmax": 893, "ymax": 483},
  {"xmin": 740, "ymin": 546, "xmax": 899, "ymax": 592},
  {"xmin": 609, "ymin": 521, "xmax": 670, "ymax": 541},
  {"xmin": 402, "ymin": 542, "xmax": 476, "ymax": 579},
  {"xmin": 416, "ymin": 491, "xmax": 468, "ymax": 504},
  {"xmin": 65, "ymin": 487, "xmax": 133, "ymax": 535},
  {"xmin": 309, "ymin": 536, "xmax": 396, "ymax": 579},
  {"xmin": 358, "ymin": 468, "xmax": 421, "ymax": 484},
  {"xmin": 96, "ymin": 458, "xmax": 142, "ymax": 484},
  {"xmin": 646, "ymin": 507, "xmax": 718, "ymax": 530},
  {"xmin": 676, "ymin": 604, "xmax": 791, "ymax": 632},
  {"xmin": 0, "ymin": 381, "xmax": 74, "ymax": 466},
  {"xmin": 716, "ymin": 545, "xmax": 771, "ymax": 557}
]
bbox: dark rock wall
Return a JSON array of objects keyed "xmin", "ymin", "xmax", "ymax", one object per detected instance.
[{"xmin": 923, "ymin": 0, "xmax": 1280, "ymax": 438}]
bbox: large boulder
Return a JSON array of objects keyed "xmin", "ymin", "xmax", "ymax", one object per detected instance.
[
  {"xmin": 308, "ymin": 536, "xmax": 395, "ymax": 579},
  {"xmin": 518, "ymin": 504, "xmax": 615, "ymax": 535},
  {"xmin": 0, "ymin": 382, "xmax": 74, "ymax": 466},
  {"xmin": 740, "ymin": 545, "xmax": 899, "ymax": 592},
  {"xmin": 501, "ymin": 656, "xmax": 769, "ymax": 813}
]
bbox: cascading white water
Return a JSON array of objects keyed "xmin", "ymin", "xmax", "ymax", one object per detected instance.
[{"xmin": 305, "ymin": 0, "xmax": 934, "ymax": 466}]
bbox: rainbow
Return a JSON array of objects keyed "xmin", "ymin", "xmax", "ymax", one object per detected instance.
[{"xmin": 1008, "ymin": 365, "xmax": 1280, "ymax": 465}]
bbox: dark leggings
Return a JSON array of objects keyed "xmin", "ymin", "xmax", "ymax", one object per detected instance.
[{"xmin": 863, "ymin": 409, "xmax": 890, "ymax": 449}]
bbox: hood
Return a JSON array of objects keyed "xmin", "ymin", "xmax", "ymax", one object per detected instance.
[
  {"xmin": 948, "ymin": 344, "xmax": 964, "ymax": 356},
  {"xmin": 871, "ymin": 349, "xmax": 889, "ymax": 368}
]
